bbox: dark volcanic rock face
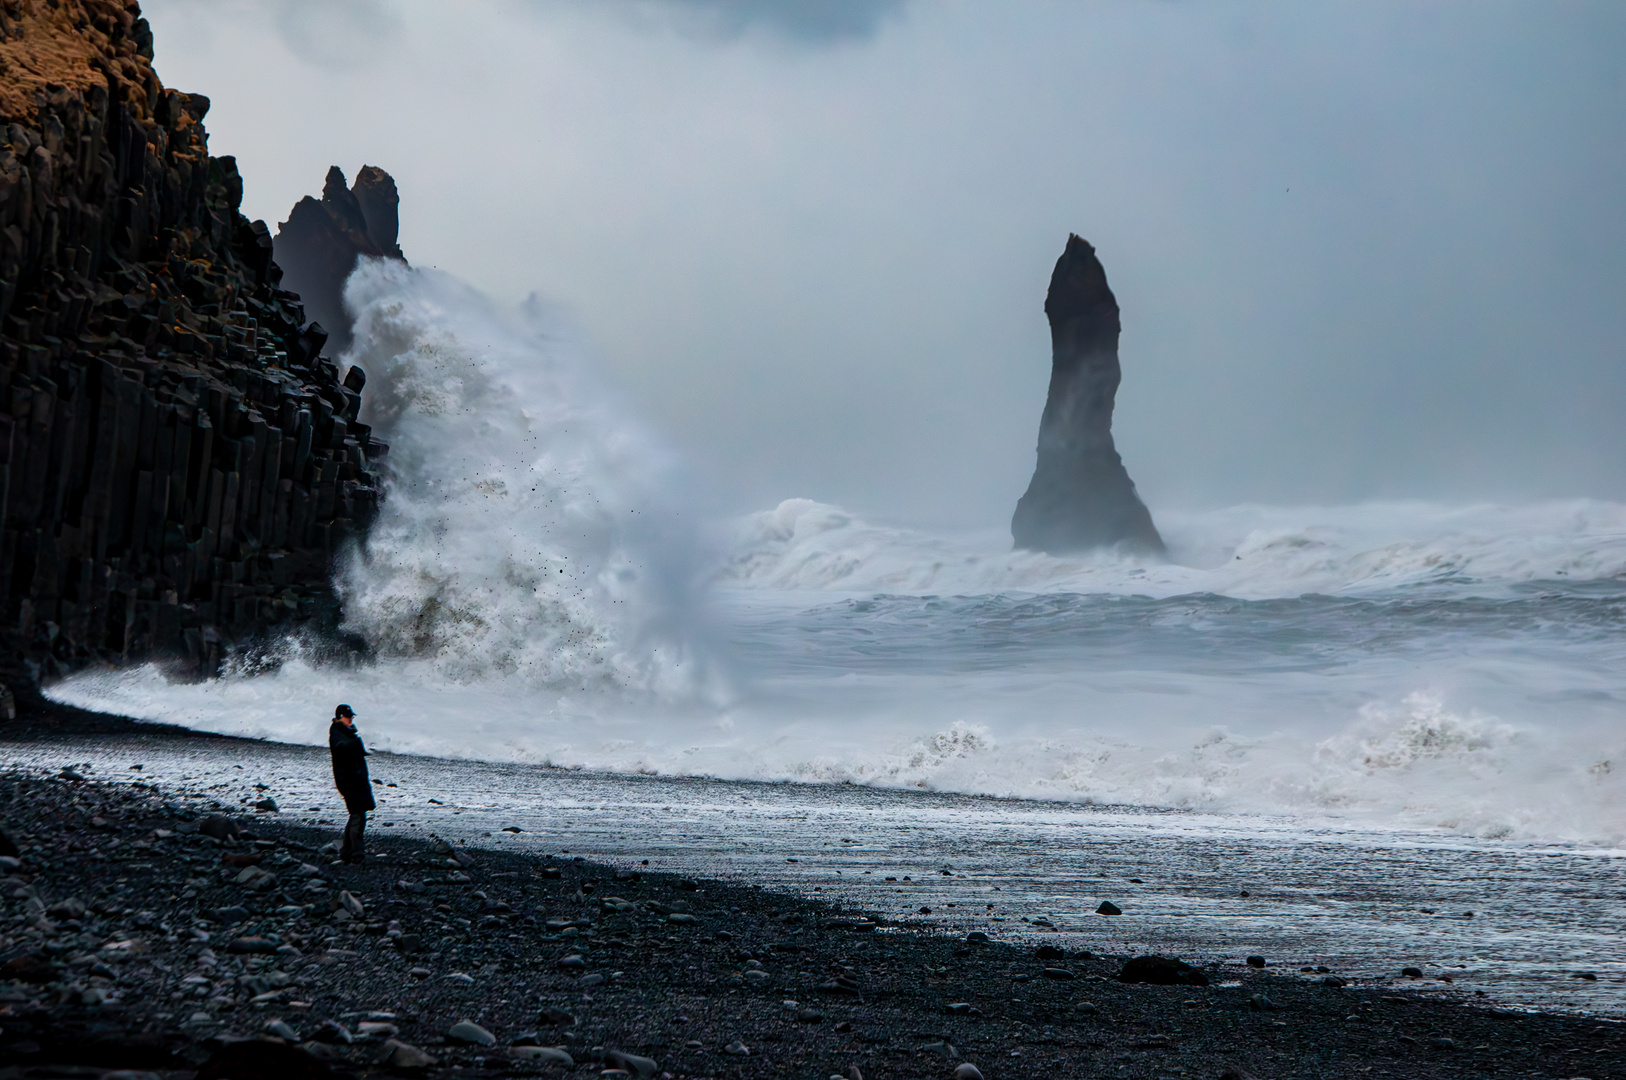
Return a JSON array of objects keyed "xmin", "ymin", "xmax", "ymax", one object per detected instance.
[
  {"xmin": 0, "ymin": 1, "xmax": 387, "ymax": 705},
  {"xmin": 273, "ymin": 164, "xmax": 405, "ymax": 355},
  {"xmin": 1011, "ymin": 235, "xmax": 1163, "ymax": 554}
]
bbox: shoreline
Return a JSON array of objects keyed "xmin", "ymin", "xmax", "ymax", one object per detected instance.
[
  {"xmin": 10, "ymin": 699, "xmax": 1626, "ymax": 1019},
  {"xmin": 0, "ymin": 718, "xmax": 1617, "ymax": 1077},
  {"xmin": 29, "ymin": 691, "xmax": 1624, "ymax": 852}
]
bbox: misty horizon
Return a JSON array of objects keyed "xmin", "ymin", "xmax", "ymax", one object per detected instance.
[{"xmin": 145, "ymin": 0, "xmax": 1626, "ymax": 530}]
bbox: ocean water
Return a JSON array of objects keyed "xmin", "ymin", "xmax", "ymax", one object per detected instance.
[{"xmin": 44, "ymin": 262, "xmax": 1626, "ymax": 850}]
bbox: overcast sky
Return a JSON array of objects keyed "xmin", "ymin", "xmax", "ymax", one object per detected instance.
[{"xmin": 144, "ymin": 0, "xmax": 1626, "ymax": 529}]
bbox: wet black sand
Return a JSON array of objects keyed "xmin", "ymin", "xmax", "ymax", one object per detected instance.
[{"xmin": 0, "ymin": 709, "xmax": 1619, "ymax": 1078}]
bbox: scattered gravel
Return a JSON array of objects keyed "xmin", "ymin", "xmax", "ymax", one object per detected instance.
[{"xmin": 0, "ymin": 763, "xmax": 1612, "ymax": 1078}]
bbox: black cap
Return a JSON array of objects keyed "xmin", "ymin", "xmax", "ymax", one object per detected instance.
[{"xmin": 335, "ymin": 704, "xmax": 355, "ymax": 718}]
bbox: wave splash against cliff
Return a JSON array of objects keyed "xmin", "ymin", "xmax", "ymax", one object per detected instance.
[
  {"xmin": 39, "ymin": 267, "xmax": 1626, "ymax": 845},
  {"xmin": 42, "ymin": 262, "xmax": 724, "ymax": 746},
  {"xmin": 335, "ymin": 259, "xmax": 712, "ymax": 696}
]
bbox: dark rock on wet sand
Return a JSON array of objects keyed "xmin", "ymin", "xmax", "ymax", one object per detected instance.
[
  {"xmin": 1120, "ymin": 955, "xmax": 1210, "ymax": 986},
  {"xmin": 447, "ymin": 1019, "xmax": 496, "ymax": 1046}
]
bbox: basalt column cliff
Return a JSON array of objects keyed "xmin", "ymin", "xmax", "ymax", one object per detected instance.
[
  {"xmin": 1011, "ymin": 235, "xmax": 1163, "ymax": 554},
  {"xmin": 0, "ymin": 0, "xmax": 388, "ymax": 711}
]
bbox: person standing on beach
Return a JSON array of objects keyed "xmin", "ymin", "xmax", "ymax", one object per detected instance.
[{"xmin": 328, "ymin": 704, "xmax": 374, "ymax": 864}]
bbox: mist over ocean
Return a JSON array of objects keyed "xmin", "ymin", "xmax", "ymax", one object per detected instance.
[{"xmin": 46, "ymin": 262, "xmax": 1626, "ymax": 850}]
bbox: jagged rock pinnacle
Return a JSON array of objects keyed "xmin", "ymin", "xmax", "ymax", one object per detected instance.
[
  {"xmin": 274, "ymin": 165, "xmax": 407, "ymax": 354},
  {"xmin": 1011, "ymin": 235, "xmax": 1164, "ymax": 554}
]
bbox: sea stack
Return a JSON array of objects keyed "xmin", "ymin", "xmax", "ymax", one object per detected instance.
[
  {"xmin": 273, "ymin": 165, "xmax": 406, "ymax": 354},
  {"xmin": 1011, "ymin": 235, "xmax": 1164, "ymax": 554}
]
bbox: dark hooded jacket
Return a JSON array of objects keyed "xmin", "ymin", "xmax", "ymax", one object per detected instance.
[{"xmin": 329, "ymin": 720, "xmax": 375, "ymax": 813}]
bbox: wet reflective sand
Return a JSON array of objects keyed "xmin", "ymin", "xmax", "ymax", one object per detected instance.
[{"xmin": 6, "ymin": 732, "xmax": 1620, "ymax": 1017}]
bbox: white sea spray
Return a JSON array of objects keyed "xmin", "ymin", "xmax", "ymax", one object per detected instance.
[{"xmin": 42, "ymin": 266, "xmax": 1626, "ymax": 847}]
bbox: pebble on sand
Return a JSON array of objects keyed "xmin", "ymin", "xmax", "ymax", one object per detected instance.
[
  {"xmin": 447, "ymin": 1019, "xmax": 497, "ymax": 1046},
  {"xmin": 198, "ymin": 814, "xmax": 239, "ymax": 842},
  {"xmin": 382, "ymin": 1039, "xmax": 438, "ymax": 1067},
  {"xmin": 312, "ymin": 1018, "xmax": 353, "ymax": 1044},
  {"xmin": 264, "ymin": 1018, "xmax": 300, "ymax": 1041},
  {"xmin": 225, "ymin": 936, "xmax": 278, "ymax": 955},
  {"xmin": 605, "ymin": 1049, "xmax": 659, "ymax": 1077},
  {"xmin": 1096, "ymin": 900, "xmax": 1122, "ymax": 915},
  {"xmin": 1246, "ymin": 955, "xmax": 1267, "ymax": 968},
  {"xmin": 952, "ymin": 1065, "xmax": 985, "ymax": 1080}
]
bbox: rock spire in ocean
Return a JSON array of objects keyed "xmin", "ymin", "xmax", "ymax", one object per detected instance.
[
  {"xmin": 1011, "ymin": 234, "xmax": 1164, "ymax": 554},
  {"xmin": 273, "ymin": 165, "xmax": 406, "ymax": 354}
]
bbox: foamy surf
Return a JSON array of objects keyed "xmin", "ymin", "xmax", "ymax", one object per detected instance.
[
  {"xmin": 39, "ymin": 264, "xmax": 1626, "ymax": 848},
  {"xmin": 335, "ymin": 259, "xmax": 717, "ymax": 699},
  {"xmin": 719, "ymin": 495, "xmax": 1626, "ymax": 599}
]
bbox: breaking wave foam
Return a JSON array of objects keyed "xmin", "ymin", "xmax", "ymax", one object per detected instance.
[
  {"xmin": 719, "ymin": 496, "xmax": 1626, "ymax": 598},
  {"xmin": 335, "ymin": 260, "xmax": 715, "ymax": 697},
  {"xmin": 38, "ymin": 267, "xmax": 1626, "ymax": 848}
]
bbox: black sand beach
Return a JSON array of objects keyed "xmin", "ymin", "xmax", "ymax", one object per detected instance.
[{"xmin": 0, "ymin": 710, "xmax": 1616, "ymax": 1080}]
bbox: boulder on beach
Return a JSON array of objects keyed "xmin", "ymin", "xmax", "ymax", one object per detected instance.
[
  {"xmin": 198, "ymin": 815, "xmax": 240, "ymax": 842},
  {"xmin": 1118, "ymin": 954, "xmax": 1210, "ymax": 986}
]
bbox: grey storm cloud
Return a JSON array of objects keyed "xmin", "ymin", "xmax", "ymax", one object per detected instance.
[
  {"xmin": 256, "ymin": 0, "xmax": 909, "ymax": 66},
  {"xmin": 272, "ymin": 0, "xmax": 402, "ymax": 66},
  {"xmin": 634, "ymin": 0, "xmax": 910, "ymax": 43}
]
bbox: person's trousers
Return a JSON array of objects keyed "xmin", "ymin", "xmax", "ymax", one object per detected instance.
[{"xmin": 341, "ymin": 810, "xmax": 367, "ymax": 861}]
